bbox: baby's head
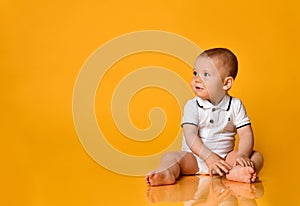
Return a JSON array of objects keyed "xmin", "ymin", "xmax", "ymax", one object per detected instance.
[
  {"xmin": 199, "ymin": 48, "xmax": 238, "ymax": 80},
  {"xmin": 192, "ymin": 48, "xmax": 238, "ymax": 104}
]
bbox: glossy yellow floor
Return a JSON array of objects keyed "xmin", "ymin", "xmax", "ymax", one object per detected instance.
[{"xmin": 1, "ymin": 142, "xmax": 298, "ymax": 206}]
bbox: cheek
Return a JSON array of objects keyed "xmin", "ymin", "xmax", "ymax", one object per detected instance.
[
  {"xmin": 204, "ymin": 82, "xmax": 217, "ymax": 94},
  {"xmin": 207, "ymin": 79, "xmax": 222, "ymax": 88},
  {"xmin": 190, "ymin": 79, "xmax": 194, "ymax": 87}
]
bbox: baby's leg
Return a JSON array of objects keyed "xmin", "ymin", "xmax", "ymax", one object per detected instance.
[
  {"xmin": 225, "ymin": 151, "xmax": 264, "ymax": 183},
  {"xmin": 145, "ymin": 151, "xmax": 199, "ymax": 186},
  {"xmin": 249, "ymin": 151, "xmax": 264, "ymax": 174}
]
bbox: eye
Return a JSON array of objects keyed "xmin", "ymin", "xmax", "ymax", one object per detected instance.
[
  {"xmin": 193, "ymin": 71, "xmax": 197, "ymax": 76},
  {"xmin": 203, "ymin": 72, "xmax": 210, "ymax": 77}
]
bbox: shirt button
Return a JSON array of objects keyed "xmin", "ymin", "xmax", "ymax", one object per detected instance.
[
  {"xmin": 212, "ymin": 108, "xmax": 216, "ymax": 112},
  {"xmin": 209, "ymin": 119, "xmax": 214, "ymax": 124}
]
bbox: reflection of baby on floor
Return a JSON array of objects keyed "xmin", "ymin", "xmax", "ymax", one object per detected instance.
[{"xmin": 146, "ymin": 175, "xmax": 264, "ymax": 206}]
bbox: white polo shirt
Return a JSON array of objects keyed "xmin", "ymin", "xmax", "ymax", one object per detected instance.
[{"xmin": 181, "ymin": 95, "xmax": 251, "ymax": 159}]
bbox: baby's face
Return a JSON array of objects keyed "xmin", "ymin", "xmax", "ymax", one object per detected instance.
[{"xmin": 191, "ymin": 56, "xmax": 227, "ymax": 104}]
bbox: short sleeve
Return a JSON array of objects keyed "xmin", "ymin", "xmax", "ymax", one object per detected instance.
[
  {"xmin": 233, "ymin": 98, "xmax": 251, "ymax": 129},
  {"xmin": 181, "ymin": 98, "xmax": 199, "ymax": 127}
]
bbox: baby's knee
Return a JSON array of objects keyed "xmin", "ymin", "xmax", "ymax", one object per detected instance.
[
  {"xmin": 161, "ymin": 151, "xmax": 182, "ymax": 160},
  {"xmin": 253, "ymin": 151, "xmax": 264, "ymax": 163}
]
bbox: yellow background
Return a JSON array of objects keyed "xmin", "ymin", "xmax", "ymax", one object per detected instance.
[{"xmin": 1, "ymin": 0, "xmax": 300, "ymax": 205}]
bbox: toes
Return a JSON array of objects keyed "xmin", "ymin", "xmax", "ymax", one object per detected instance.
[
  {"xmin": 145, "ymin": 177, "xmax": 150, "ymax": 185},
  {"xmin": 246, "ymin": 168, "xmax": 257, "ymax": 182},
  {"xmin": 251, "ymin": 176, "xmax": 257, "ymax": 183},
  {"xmin": 145, "ymin": 172, "xmax": 156, "ymax": 186},
  {"xmin": 146, "ymin": 177, "xmax": 151, "ymax": 185},
  {"xmin": 247, "ymin": 167, "xmax": 255, "ymax": 174}
]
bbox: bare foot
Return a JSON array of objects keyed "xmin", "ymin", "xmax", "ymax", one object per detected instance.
[
  {"xmin": 145, "ymin": 170, "xmax": 176, "ymax": 186},
  {"xmin": 226, "ymin": 165, "xmax": 256, "ymax": 183}
]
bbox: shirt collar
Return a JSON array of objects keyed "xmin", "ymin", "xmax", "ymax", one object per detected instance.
[{"xmin": 196, "ymin": 95, "xmax": 232, "ymax": 111}]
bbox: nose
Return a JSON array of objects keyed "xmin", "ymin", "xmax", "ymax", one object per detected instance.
[{"xmin": 195, "ymin": 75, "xmax": 202, "ymax": 83}]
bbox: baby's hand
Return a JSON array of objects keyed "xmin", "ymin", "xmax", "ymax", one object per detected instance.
[
  {"xmin": 206, "ymin": 153, "xmax": 232, "ymax": 176},
  {"xmin": 234, "ymin": 154, "xmax": 254, "ymax": 168}
]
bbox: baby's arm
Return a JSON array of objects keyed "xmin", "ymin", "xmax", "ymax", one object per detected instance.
[
  {"xmin": 183, "ymin": 124, "xmax": 232, "ymax": 176},
  {"xmin": 235, "ymin": 125, "xmax": 254, "ymax": 167}
]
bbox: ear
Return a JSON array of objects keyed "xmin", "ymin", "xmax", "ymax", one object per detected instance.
[{"xmin": 223, "ymin": 76, "xmax": 234, "ymax": 91}]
